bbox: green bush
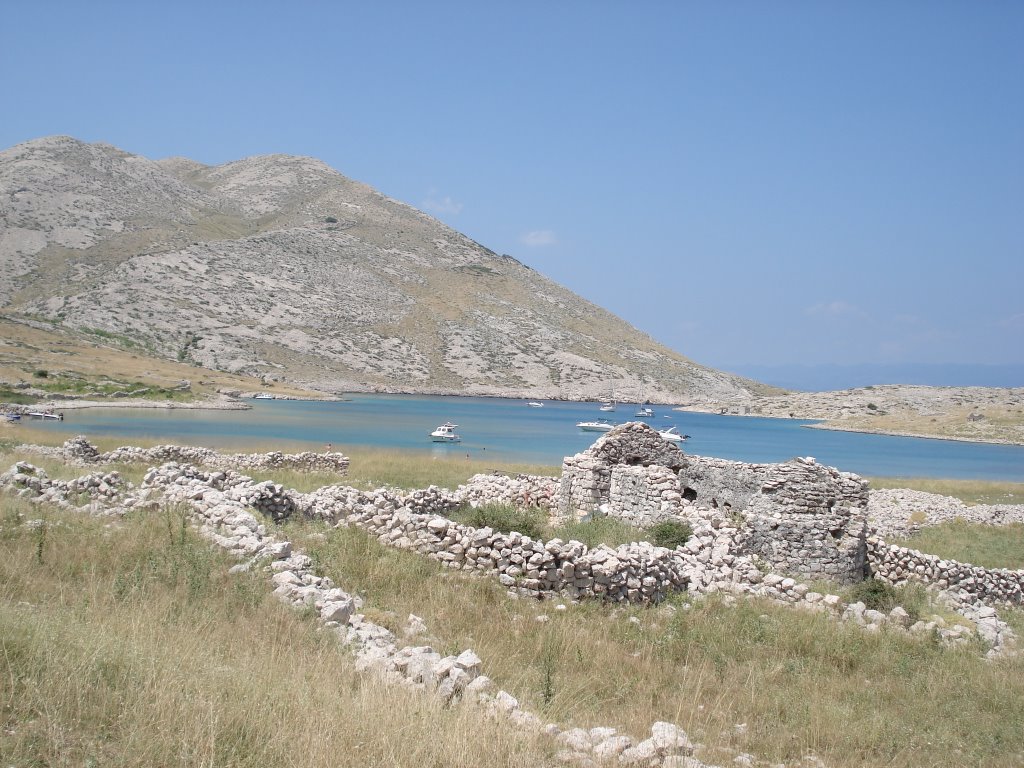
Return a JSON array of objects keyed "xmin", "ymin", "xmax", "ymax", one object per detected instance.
[
  {"xmin": 845, "ymin": 579, "xmax": 931, "ymax": 623},
  {"xmin": 647, "ymin": 519, "xmax": 693, "ymax": 549},
  {"xmin": 450, "ymin": 503, "xmax": 545, "ymax": 539},
  {"xmin": 33, "ymin": 369, "xmax": 48, "ymax": 379},
  {"xmin": 846, "ymin": 578, "xmax": 899, "ymax": 611}
]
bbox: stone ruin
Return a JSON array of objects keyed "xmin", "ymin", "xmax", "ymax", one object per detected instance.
[{"xmin": 557, "ymin": 422, "xmax": 869, "ymax": 584}]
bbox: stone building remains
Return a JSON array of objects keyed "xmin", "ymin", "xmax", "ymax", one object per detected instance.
[{"xmin": 557, "ymin": 423, "xmax": 869, "ymax": 583}]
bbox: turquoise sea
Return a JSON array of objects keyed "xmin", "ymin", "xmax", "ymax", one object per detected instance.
[{"xmin": 20, "ymin": 394, "xmax": 1024, "ymax": 481}]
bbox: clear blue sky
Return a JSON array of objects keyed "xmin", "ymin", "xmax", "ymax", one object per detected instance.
[{"xmin": 3, "ymin": 1, "xmax": 1022, "ymax": 388}]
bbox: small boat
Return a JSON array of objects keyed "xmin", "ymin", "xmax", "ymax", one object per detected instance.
[
  {"xmin": 657, "ymin": 426, "xmax": 689, "ymax": 443},
  {"xmin": 577, "ymin": 419, "xmax": 615, "ymax": 433},
  {"xmin": 5, "ymin": 413, "xmax": 20, "ymax": 422},
  {"xmin": 254, "ymin": 393, "xmax": 275, "ymax": 400},
  {"xmin": 27, "ymin": 411, "xmax": 63, "ymax": 421},
  {"xmin": 430, "ymin": 422, "xmax": 462, "ymax": 442},
  {"xmin": 634, "ymin": 381, "xmax": 654, "ymax": 417},
  {"xmin": 598, "ymin": 383, "xmax": 616, "ymax": 412},
  {"xmin": 527, "ymin": 401, "xmax": 544, "ymax": 408}
]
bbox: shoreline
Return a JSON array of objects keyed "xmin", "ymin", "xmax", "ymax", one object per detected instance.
[
  {"xmin": 801, "ymin": 422, "xmax": 1024, "ymax": 447},
  {"xmin": 10, "ymin": 396, "xmax": 253, "ymax": 412},
  {"xmin": 672, "ymin": 405, "xmax": 1024, "ymax": 447}
]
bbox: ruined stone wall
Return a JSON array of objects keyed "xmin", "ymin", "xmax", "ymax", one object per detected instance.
[
  {"xmin": 606, "ymin": 465, "xmax": 685, "ymax": 528},
  {"xmin": 557, "ymin": 424, "xmax": 686, "ymax": 522},
  {"xmin": 674, "ymin": 456, "xmax": 768, "ymax": 512},
  {"xmin": 556, "ymin": 424, "xmax": 870, "ymax": 583},
  {"xmin": 457, "ymin": 473, "xmax": 559, "ymax": 510},
  {"xmin": 557, "ymin": 455, "xmax": 611, "ymax": 519},
  {"xmin": 868, "ymin": 488, "xmax": 1024, "ymax": 539},
  {"xmin": 3, "ymin": 456, "xmax": 1017, "ymax": 654},
  {"xmin": 737, "ymin": 457, "xmax": 869, "ymax": 584},
  {"xmin": 27, "ymin": 436, "xmax": 351, "ymax": 475}
]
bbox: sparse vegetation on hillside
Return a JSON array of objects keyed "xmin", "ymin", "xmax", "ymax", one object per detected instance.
[
  {"xmin": 0, "ymin": 317, "xmax": 316, "ymax": 403},
  {"xmin": 0, "ymin": 136, "xmax": 773, "ymax": 402}
]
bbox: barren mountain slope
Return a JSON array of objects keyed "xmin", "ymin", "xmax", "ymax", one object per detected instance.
[{"xmin": 0, "ymin": 136, "xmax": 773, "ymax": 401}]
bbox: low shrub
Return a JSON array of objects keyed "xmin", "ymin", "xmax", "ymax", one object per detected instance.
[
  {"xmin": 647, "ymin": 519, "xmax": 693, "ymax": 549},
  {"xmin": 450, "ymin": 503, "xmax": 546, "ymax": 539},
  {"xmin": 845, "ymin": 578, "xmax": 901, "ymax": 612}
]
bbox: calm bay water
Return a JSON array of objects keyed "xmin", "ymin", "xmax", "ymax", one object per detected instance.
[{"xmin": 22, "ymin": 394, "xmax": 1024, "ymax": 481}]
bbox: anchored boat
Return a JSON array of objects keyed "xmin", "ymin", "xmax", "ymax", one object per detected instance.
[
  {"xmin": 657, "ymin": 426, "xmax": 689, "ymax": 443},
  {"xmin": 429, "ymin": 422, "xmax": 462, "ymax": 442},
  {"xmin": 576, "ymin": 419, "xmax": 615, "ymax": 433}
]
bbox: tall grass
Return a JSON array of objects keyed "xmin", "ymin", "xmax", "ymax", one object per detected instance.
[
  {"xmin": 890, "ymin": 520, "xmax": 1024, "ymax": 570},
  {"xmin": 0, "ymin": 501, "xmax": 554, "ymax": 767},
  {"xmin": 342, "ymin": 446, "xmax": 558, "ymax": 490},
  {"xmin": 0, "ymin": 437, "xmax": 560, "ymax": 493},
  {"xmin": 299, "ymin": 522, "xmax": 1024, "ymax": 768},
  {"xmin": 549, "ymin": 515, "xmax": 645, "ymax": 548}
]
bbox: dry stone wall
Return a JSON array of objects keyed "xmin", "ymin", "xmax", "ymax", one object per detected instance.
[
  {"xmin": 868, "ymin": 536, "xmax": 1024, "ymax": 607},
  {"xmin": 23, "ymin": 435, "xmax": 351, "ymax": 475},
  {"xmin": 456, "ymin": 472, "xmax": 559, "ymax": 510},
  {"xmin": 2, "ymin": 451, "xmax": 1019, "ymax": 658}
]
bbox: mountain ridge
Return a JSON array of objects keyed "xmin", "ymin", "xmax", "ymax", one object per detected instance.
[{"xmin": 0, "ymin": 135, "xmax": 775, "ymax": 402}]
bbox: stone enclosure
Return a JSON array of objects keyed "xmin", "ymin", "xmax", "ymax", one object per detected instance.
[{"xmin": 557, "ymin": 423, "xmax": 869, "ymax": 584}]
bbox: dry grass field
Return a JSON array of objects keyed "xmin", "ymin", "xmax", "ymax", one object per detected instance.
[
  {"xmin": 0, "ymin": 501, "xmax": 554, "ymax": 767},
  {"xmin": 2, "ymin": 447, "xmax": 1024, "ymax": 766}
]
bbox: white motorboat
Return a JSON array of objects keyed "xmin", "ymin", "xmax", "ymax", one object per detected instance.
[
  {"xmin": 254, "ymin": 393, "xmax": 275, "ymax": 400},
  {"xmin": 657, "ymin": 426, "xmax": 689, "ymax": 443},
  {"xmin": 577, "ymin": 419, "xmax": 615, "ymax": 432},
  {"xmin": 430, "ymin": 422, "xmax": 462, "ymax": 442},
  {"xmin": 27, "ymin": 411, "xmax": 63, "ymax": 421},
  {"xmin": 527, "ymin": 401, "xmax": 544, "ymax": 408}
]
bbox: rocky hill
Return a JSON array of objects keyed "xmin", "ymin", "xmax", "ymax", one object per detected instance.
[{"xmin": 0, "ymin": 135, "xmax": 775, "ymax": 402}]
